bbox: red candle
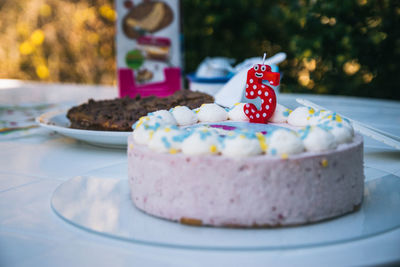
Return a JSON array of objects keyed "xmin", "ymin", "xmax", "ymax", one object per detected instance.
[{"xmin": 243, "ymin": 54, "xmax": 280, "ymax": 123}]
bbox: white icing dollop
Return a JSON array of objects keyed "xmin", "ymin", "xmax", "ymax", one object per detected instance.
[
  {"xmin": 171, "ymin": 106, "xmax": 198, "ymax": 126},
  {"xmin": 197, "ymin": 103, "xmax": 228, "ymax": 122},
  {"xmin": 148, "ymin": 126, "xmax": 183, "ymax": 153},
  {"xmin": 133, "ymin": 125, "xmax": 151, "ymax": 145},
  {"xmin": 287, "ymin": 107, "xmax": 313, "ymax": 126},
  {"xmin": 321, "ymin": 121, "xmax": 354, "ymax": 144},
  {"xmin": 268, "ymin": 129, "xmax": 304, "ymax": 155},
  {"xmin": 228, "ymin": 103, "xmax": 249, "ymax": 121},
  {"xmin": 181, "ymin": 128, "xmax": 220, "ymax": 155},
  {"xmin": 133, "ymin": 116, "xmax": 169, "ymax": 145},
  {"xmin": 301, "ymin": 126, "xmax": 337, "ymax": 152},
  {"xmin": 330, "ymin": 124, "xmax": 353, "ymax": 144},
  {"xmin": 221, "ymin": 133, "xmax": 263, "ymax": 158},
  {"xmin": 152, "ymin": 110, "xmax": 177, "ymax": 125},
  {"xmin": 269, "ymin": 104, "xmax": 291, "ymax": 123},
  {"xmin": 307, "ymin": 110, "xmax": 330, "ymax": 125}
]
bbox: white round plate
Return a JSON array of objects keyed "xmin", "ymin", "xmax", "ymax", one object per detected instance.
[
  {"xmin": 36, "ymin": 110, "xmax": 131, "ymax": 148},
  {"xmin": 51, "ymin": 165, "xmax": 400, "ymax": 250}
]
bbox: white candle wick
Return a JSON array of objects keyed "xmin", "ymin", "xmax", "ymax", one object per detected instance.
[{"xmin": 262, "ymin": 53, "xmax": 267, "ymax": 65}]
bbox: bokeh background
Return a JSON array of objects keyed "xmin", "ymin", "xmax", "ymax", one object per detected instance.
[{"xmin": 0, "ymin": 0, "xmax": 399, "ymax": 99}]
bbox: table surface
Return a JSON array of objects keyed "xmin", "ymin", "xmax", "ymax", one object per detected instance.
[{"xmin": 1, "ymin": 80, "xmax": 400, "ymax": 267}]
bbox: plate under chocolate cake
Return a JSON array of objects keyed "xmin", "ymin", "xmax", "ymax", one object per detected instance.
[{"xmin": 67, "ymin": 90, "xmax": 213, "ymax": 131}]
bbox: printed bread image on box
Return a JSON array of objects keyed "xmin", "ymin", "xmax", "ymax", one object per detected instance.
[
  {"xmin": 117, "ymin": 0, "xmax": 181, "ymax": 98},
  {"xmin": 122, "ymin": 1, "xmax": 174, "ymax": 39}
]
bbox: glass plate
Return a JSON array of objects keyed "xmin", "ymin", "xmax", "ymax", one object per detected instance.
[{"xmin": 51, "ymin": 165, "xmax": 400, "ymax": 250}]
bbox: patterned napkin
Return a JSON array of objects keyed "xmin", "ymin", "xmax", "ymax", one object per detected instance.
[{"xmin": 0, "ymin": 103, "xmax": 56, "ymax": 139}]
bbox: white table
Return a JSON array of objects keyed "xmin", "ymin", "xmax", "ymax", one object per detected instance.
[{"xmin": 1, "ymin": 81, "xmax": 399, "ymax": 267}]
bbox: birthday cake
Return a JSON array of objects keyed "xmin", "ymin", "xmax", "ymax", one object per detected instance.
[{"xmin": 127, "ymin": 62, "xmax": 364, "ymax": 227}]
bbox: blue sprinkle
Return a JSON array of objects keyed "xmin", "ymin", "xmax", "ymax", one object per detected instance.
[
  {"xmin": 199, "ymin": 130, "xmax": 212, "ymax": 140},
  {"xmin": 172, "ymin": 131, "xmax": 192, "ymax": 142},
  {"xmin": 318, "ymin": 124, "xmax": 332, "ymax": 131},
  {"xmin": 147, "ymin": 122, "xmax": 160, "ymax": 131},
  {"xmin": 270, "ymin": 148, "xmax": 277, "ymax": 155},
  {"xmin": 161, "ymin": 136, "xmax": 171, "ymax": 148},
  {"xmin": 217, "ymin": 136, "xmax": 226, "ymax": 149},
  {"xmin": 298, "ymin": 126, "xmax": 311, "ymax": 140},
  {"xmin": 283, "ymin": 111, "xmax": 290, "ymax": 117}
]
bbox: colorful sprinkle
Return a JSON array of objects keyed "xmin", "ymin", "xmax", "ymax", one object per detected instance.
[
  {"xmin": 169, "ymin": 148, "xmax": 178, "ymax": 154},
  {"xmin": 209, "ymin": 145, "xmax": 217, "ymax": 153},
  {"xmin": 321, "ymin": 159, "xmax": 328, "ymax": 167},
  {"xmin": 255, "ymin": 132, "xmax": 267, "ymax": 152},
  {"xmin": 161, "ymin": 136, "xmax": 171, "ymax": 148}
]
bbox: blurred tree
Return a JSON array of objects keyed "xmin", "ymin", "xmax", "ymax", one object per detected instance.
[
  {"xmin": 182, "ymin": 0, "xmax": 400, "ymax": 100},
  {"xmin": 0, "ymin": 0, "xmax": 399, "ymax": 100},
  {"xmin": 0, "ymin": 0, "xmax": 116, "ymax": 85}
]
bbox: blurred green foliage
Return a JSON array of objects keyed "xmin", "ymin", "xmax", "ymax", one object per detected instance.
[
  {"xmin": 0, "ymin": 0, "xmax": 399, "ymax": 100},
  {"xmin": 182, "ymin": 0, "xmax": 400, "ymax": 100}
]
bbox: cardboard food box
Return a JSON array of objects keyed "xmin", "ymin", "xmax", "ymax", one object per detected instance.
[{"xmin": 116, "ymin": 0, "xmax": 181, "ymax": 98}]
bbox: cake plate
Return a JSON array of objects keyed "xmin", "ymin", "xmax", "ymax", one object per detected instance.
[{"xmin": 51, "ymin": 163, "xmax": 400, "ymax": 250}]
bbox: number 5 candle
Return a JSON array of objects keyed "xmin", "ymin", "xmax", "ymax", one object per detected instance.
[{"xmin": 243, "ymin": 53, "xmax": 280, "ymax": 123}]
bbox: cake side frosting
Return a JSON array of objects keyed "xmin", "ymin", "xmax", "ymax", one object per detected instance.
[{"xmin": 128, "ymin": 134, "xmax": 364, "ymax": 227}]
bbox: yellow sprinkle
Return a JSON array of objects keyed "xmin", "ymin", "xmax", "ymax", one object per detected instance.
[
  {"xmin": 195, "ymin": 109, "xmax": 200, "ymax": 113},
  {"xmin": 129, "ymin": 144, "xmax": 134, "ymax": 150},
  {"xmin": 149, "ymin": 130, "xmax": 154, "ymax": 140},
  {"xmin": 321, "ymin": 159, "xmax": 328, "ymax": 167},
  {"xmin": 256, "ymin": 132, "xmax": 267, "ymax": 152},
  {"xmin": 336, "ymin": 115, "xmax": 343, "ymax": 122},
  {"xmin": 234, "ymin": 102, "xmax": 241, "ymax": 106},
  {"xmin": 281, "ymin": 153, "xmax": 289, "ymax": 159},
  {"xmin": 327, "ymin": 115, "xmax": 333, "ymax": 119},
  {"xmin": 169, "ymin": 148, "xmax": 178, "ymax": 154},
  {"xmin": 135, "ymin": 116, "xmax": 149, "ymax": 129},
  {"xmin": 164, "ymin": 127, "xmax": 171, "ymax": 132},
  {"xmin": 308, "ymin": 108, "xmax": 315, "ymax": 114},
  {"xmin": 209, "ymin": 145, "xmax": 217, "ymax": 153},
  {"xmin": 239, "ymin": 134, "xmax": 246, "ymax": 139}
]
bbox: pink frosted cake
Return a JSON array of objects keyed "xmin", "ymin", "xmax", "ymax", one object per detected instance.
[{"xmin": 127, "ymin": 103, "xmax": 364, "ymax": 227}]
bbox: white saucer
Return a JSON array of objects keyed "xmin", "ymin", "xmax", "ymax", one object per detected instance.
[
  {"xmin": 36, "ymin": 110, "xmax": 130, "ymax": 148},
  {"xmin": 51, "ymin": 165, "xmax": 400, "ymax": 250}
]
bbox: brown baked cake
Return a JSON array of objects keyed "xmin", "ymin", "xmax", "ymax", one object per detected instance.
[{"xmin": 66, "ymin": 90, "xmax": 214, "ymax": 131}]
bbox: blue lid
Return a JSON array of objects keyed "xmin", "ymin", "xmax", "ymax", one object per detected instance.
[{"xmin": 186, "ymin": 73, "xmax": 233, "ymax": 84}]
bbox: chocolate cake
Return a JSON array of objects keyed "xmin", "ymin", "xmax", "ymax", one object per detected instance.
[{"xmin": 66, "ymin": 90, "xmax": 214, "ymax": 131}]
